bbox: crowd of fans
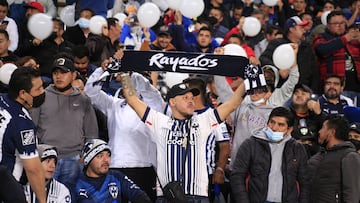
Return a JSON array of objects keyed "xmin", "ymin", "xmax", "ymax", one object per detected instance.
[{"xmin": 1, "ymin": 0, "xmax": 360, "ymax": 202}]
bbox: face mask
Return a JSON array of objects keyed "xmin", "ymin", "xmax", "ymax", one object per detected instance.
[
  {"xmin": 30, "ymin": 92, "xmax": 46, "ymax": 108},
  {"xmin": 350, "ymin": 139, "xmax": 360, "ymax": 151},
  {"xmin": 78, "ymin": 18, "xmax": 90, "ymax": 29},
  {"xmin": 265, "ymin": 127, "xmax": 284, "ymax": 142},
  {"xmin": 251, "ymin": 98, "xmax": 265, "ymax": 106},
  {"xmin": 56, "ymin": 83, "xmax": 73, "ymax": 92}
]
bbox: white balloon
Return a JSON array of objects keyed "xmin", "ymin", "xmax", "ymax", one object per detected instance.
[
  {"xmin": 0, "ymin": 63, "xmax": 17, "ymax": 85},
  {"xmin": 272, "ymin": 44, "xmax": 295, "ymax": 70},
  {"xmin": 224, "ymin": 44, "xmax": 248, "ymax": 58},
  {"xmin": 242, "ymin": 17, "xmax": 261, "ymax": 37},
  {"xmin": 89, "ymin": 15, "xmax": 107, "ymax": 35},
  {"xmin": 263, "ymin": 0, "xmax": 277, "ymax": 6},
  {"xmin": 137, "ymin": 3, "xmax": 161, "ymax": 27},
  {"xmin": 152, "ymin": 0, "xmax": 169, "ymax": 11},
  {"xmin": 321, "ymin": 10, "xmax": 331, "ymax": 25},
  {"xmin": 27, "ymin": 13, "xmax": 53, "ymax": 40},
  {"xmin": 113, "ymin": 13, "xmax": 127, "ymax": 27},
  {"xmin": 180, "ymin": 0, "xmax": 204, "ymax": 19},
  {"xmin": 60, "ymin": 4, "xmax": 76, "ymax": 27},
  {"xmin": 164, "ymin": 72, "xmax": 189, "ymax": 88},
  {"xmin": 166, "ymin": 0, "xmax": 182, "ymax": 10}
]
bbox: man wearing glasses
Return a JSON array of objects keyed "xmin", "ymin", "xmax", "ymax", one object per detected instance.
[{"xmin": 313, "ymin": 10, "xmax": 360, "ymax": 106}]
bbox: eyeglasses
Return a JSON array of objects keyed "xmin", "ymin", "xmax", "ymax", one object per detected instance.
[{"xmin": 328, "ymin": 21, "xmax": 346, "ymax": 26}]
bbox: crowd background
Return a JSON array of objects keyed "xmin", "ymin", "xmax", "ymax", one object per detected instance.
[{"xmin": 0, "ymin": 0, "xmax": 360, "ymax": 202}]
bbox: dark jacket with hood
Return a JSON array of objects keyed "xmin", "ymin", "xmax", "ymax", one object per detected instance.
[
  {"xmin": 230, "ymin": 129, "xmax": 309, "ymax": 203},
  {"xmin": 307, "ymin": 142, "xmax": 360, "ymax": 203}
]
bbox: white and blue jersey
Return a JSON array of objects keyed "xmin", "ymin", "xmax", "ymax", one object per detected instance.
[
  {"xmin": 142, "ymin": 107, "xmax": 222, "ymax": 197},
  {"xmin": 75, "ymin": 170, "xmax": 145, "ymax": 203},
  {"xmin": 24, "ymin": 178, "xmax": 71, "ymax": 203},
  {"xmin": 0, "ymin": 94, "xmax": 38, "ymax": 181}
]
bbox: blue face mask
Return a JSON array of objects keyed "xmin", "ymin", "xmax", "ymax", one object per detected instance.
[
  {"xmin": 265, "ymin": 128, "xmax": 284, "ymax": 142},
  {"xmin": 78, "ymin": 18, "xmax": 89, "ymax": 29}
]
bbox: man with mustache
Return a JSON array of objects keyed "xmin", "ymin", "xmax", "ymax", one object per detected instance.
[
  {"xmin": 75, "ymin": 139, "xmax": 152, "ymax": 203},
  {"xmin": 319, "ymin": 74, "xmax": 354, "ymax": 117}
]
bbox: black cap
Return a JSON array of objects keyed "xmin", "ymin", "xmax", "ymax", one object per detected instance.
[
  {"xmin": 293, "ymin": 83, "xmax": 313, "ymax": 94},
  {"xmin": 52, "ymin": 57, "xmax": 75, "ymax": 72},
  {"xmin": 157, "ymin": 25, "xmax": 171, "ymax": 37},
  {"xmin": 166, "ymin": 83, "xmax": 200, "ymax": 101},
  {"xmin": 349, "ymin": 123, "xmax": 360, "ymax": 134}
]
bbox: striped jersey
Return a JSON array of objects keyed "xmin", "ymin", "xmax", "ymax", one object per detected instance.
[
  {"xmin": 24, "ymin": 178, "xmax": 71, "ymax": 203},
  {"xmin": 195, "ymin": 106, "xmax": 230, "ymax": 175},
  {"xmin": 142, "ymin": 107, "xmax": 222, "ymax": 197},
  {"xmin": 0, "ymin": 94, "xmax": 38, "ymax": 180}
]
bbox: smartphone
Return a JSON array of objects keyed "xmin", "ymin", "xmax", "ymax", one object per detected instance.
[{"xmin": 1, "ymin": 21, "xmax": 8, "ymax": 26}]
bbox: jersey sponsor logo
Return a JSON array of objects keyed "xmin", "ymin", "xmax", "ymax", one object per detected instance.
[
  {"xmin": 79, "ymin": 189, "xmax": 88, "ymax": 198},
  {"xmin": 108, "ymin": 182, "xmax": 118, "ymax": 199},
  {"xmin": 167, "ymin": 138, "xmax": 195, "ymax": 146},
  {"xmin": 20, "ymin": 129, "xmax": 35, "ymax": 146}
]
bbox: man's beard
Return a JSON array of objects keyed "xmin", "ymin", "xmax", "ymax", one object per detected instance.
[{"xmin": 325, "ymin": 89, "xmax": 340, "ymax": 100}]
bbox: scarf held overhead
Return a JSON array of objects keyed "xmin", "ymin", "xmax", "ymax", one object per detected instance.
[{"xmin": 110, "ymin": 50, "xmax": 249, "ymax": 78}]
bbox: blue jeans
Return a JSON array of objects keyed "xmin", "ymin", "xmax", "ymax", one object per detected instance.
[
  {"xmin": 156, "ymin": 196, "xmax": 209, "ymax": 203},
  {"xmin": 53, "ymin": 155, "xmax": 82, "ymax": 202}
]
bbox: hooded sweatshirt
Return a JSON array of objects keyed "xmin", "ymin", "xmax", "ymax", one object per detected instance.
[
  {"xmin": 30, "ymin": 85, "xmax": 98, "ymax": 158},
  {"xmin": 253, "ymin": 128, "xmax": 291, "ymax": 202}
]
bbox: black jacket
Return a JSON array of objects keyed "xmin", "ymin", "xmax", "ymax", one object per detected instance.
[
  {"xmin": 231, "ymin": 135, "xmax": 309, "ymax": 203},
  {"xmin": 308, "ymin": 142, "xmax": 360, "ymax": 203}
]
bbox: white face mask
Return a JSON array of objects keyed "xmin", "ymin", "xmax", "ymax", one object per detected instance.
[
  {"xmin": 130, "ymin": 26, "xmax": 142, "ymax": 34},
  {"xmin": 251, "ymin": 98, "xmax": 265, "ymax": 106},
  {"xmin": 265, "ymin": 127, "xmax": 284, "ymax": 142}
]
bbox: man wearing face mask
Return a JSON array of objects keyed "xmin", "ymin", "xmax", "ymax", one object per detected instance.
[
  {"xmin": 63, "ymin": 8, "xmax": 96, "ymax": 46},
  {"xmin": 214, "ymin": 44, "xmax": 299, "ymax": 171},
  {"xmin": 30, "ymin": 57, "xmax": 98, "ymax": 202},
  {"xmin": 307, "ymin": 116, "xmax": 360, "ymax": 202},
  {"xmin": 0, "ymin": 67, "xmax": 47, "ymax": 203},
  {"xmin": 231, "ymin": 107, "xmax": 309, "ymax": 203},
  {"xmin": 349, "ymin": 122, "xmax": 360, "ymax": 153}
]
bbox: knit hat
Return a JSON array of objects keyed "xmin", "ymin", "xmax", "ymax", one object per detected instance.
[
  {"xmin": 81, "ymin": 139, "xmax": 111, "ymax": 167},
  {"xmin": 37, "ymin": 144, "xmax": 58, "ymax": 162}
]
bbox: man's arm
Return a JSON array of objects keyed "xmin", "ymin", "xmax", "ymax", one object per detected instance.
[
  {"xmin": 213, "ymin": 141, "xmax": 230, "ymax": 184},
  {"xmin": 342, "ymin": 152, "xmax": 360, "ymax": 202},
  {"xmin": 22, "ymin": 157, "xmax": 46, "ymax": 203},
  {"xmin": 216, "ymin": 81, "xmax": 245, "ymax": 122},
  {"xmin": 120, "ymin": 73, "xmax": 148, "ymax": 119}
]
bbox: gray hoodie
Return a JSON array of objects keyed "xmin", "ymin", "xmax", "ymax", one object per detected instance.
[
  {"xmin": 215, "ymin": 65, "xmax": 299, "ymax": 169},
  {"xmin": 30, "ymin": 85, "xmax": 98, "ymax": 158},
  {"xmin": 253, "ymin": 128, "xmax": 291, "ymax": 202}
]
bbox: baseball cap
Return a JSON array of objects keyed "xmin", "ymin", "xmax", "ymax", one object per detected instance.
[
  {"xmin": 293, "ymin": 83, "xmax": 313, "ymax": 94},
  {"xmin": 166, "ymin": 83, "xmax": 200, "ymax": 101},
  {"xmin": 24, "ymin": 2, "xmax": 44, "ymax": 13},
  {"xmin": 158, "ymin": 26, "xmax": 171, "ymax": 37},
  {"xmin": 37, "ymin": 144, "xmax": 58, "ymax": 162},
  {"xmin": 82, "ymin": 139, "xmax": 111, "ymax": 168},
  {"xmin": 52, "ymin": 57, "xmax": 75, "ymax": 72},
  {"xmin": 349, "ymin": 123, "xmax": 360, "ymax": 134},
  {"xmin": 284, "ymin": 16, "xmax": 309, "ymax": 31}
]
